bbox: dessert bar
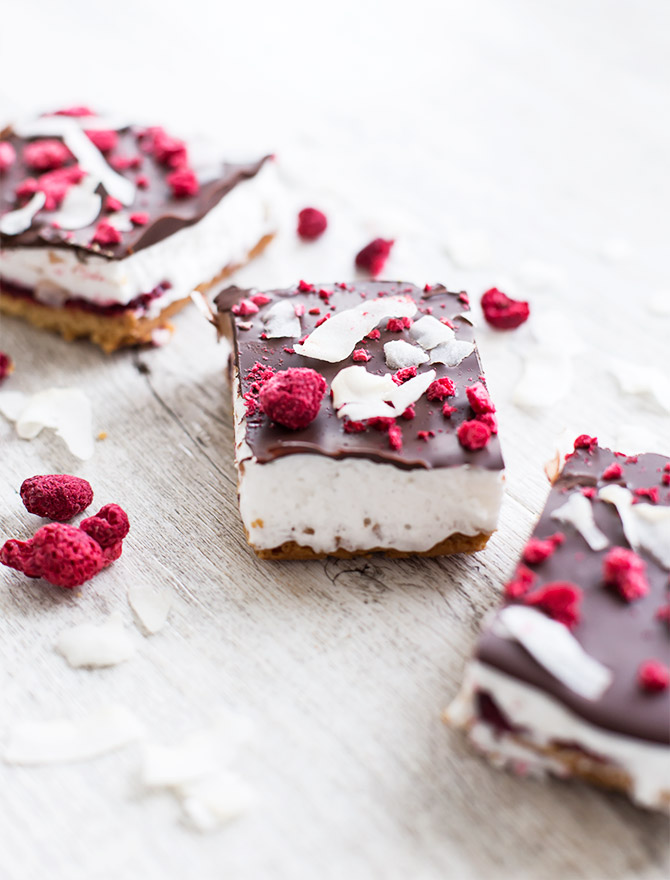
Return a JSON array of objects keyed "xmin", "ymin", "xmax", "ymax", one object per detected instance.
[{"xmin": 215, "ymin": 281, "xmax": 505, "ymax": 559}]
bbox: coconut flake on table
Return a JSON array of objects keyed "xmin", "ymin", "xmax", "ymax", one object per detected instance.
[
  {"xmin": 550, "ymin": 492, "xmax": 609, "ymax": 551},
  {"xmin": 383, "ymin": 340, "xmax": 429, "ymax": 370},
  {"xmin": 0, "ymin": 191, "xmax": 46, "ymax": 236},
  {"xmin": 409, "ymin": 315, "xmax": 454, "ymax": 350},
  {"xmin": 261, "ymin": 299, "xmax": 302, "ymax": 339},
  {"xmin": 443, "ymin": 229, "xmax": 492, "ymax": 269},
  {"xmin": 177, "ymin": 771, "xmax": 257, "ymax": 832},
  {"xmin": 491, "ymin": 606, "xmax": 613, "ymax": 700},
  {"xmin": 3, "ymin": 704, "xmax": 144, "ymax": 765},
  {"xmin": 599, "ymin": 485, "xmax": 670, "ymax": 570},
  {"xmin": 55, "ymin": 612, "xmax": 136, "ymax": 668},
  {"xmin": 331, "ymin": 365, "xmax": 435, "ymax": 421},
  {"xmin": 50, "ymin": 176, "xmax": 102, "ymax": 230},
  {"xmin": 128, "ymin": 583, "xmax": 173, "ymax": 635},
  {"xmin": 429, "ymin": 339, "xmax": 476, "ymax": 367},
  {"xmin": 0, "ymin": 387, "xmax": 94, "ymax": 459},
  {"xmin": 294, "ymin": 295, "xmax": 417, "ymax": 362},
  {"xmin": 608, "ymin": 358, "xmax": 670, "ymax": 413}
]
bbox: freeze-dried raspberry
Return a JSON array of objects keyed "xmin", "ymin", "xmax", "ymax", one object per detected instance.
[
  {"xmin": 524, "ymin": 582, "xmax": 583, "ymax": 629},
  {"xmin": 401, "ymin": 404, "xmax": 415, "ymax": 420},
  {"xmin": 466, "ymin": 381, "xmax": 495, "ymax": 414},
  {"xmin": 574, "ymin": 434, "xmax": 598, "ymax": 451},
  {"xmin": 167, "ymin": 167, "xmax": 199, "ymax": 197},
  {"xmin": 23, "ymin": 139, "xmax": 71, "ymax": 171},
  {"xmin": 251, "ymin": 293, "xmax": 272, "ymax": 306},
  {"xmin": 85, "ymin": 129, "xmax": 118, "ymax": 152},
  {"xmin": 151, "ymin": 129, "xmax": 188, "ymax": 168},
  {"xmin": 0, "ymin": 539, "xmax": 41, "ymax": 578},
  {"xmin": 136, "ymin": 174, "xmax": 149, "ymax": 189},
  {"xmin": 457, "ymin": 419, "xmax": 491, "ymax": 450},
  {"xmin": 366, "ymin": 328, "xmax": 381, "ymax": 340},
  {"xmin": 426, "ymin": 377, "xmax": 455, "ymax": 401},
  {"xmin": 297, "ymin": 207, "xmax": 327, "ymax": 240},
  {"xmin": 392, "ymin": 366, "xmax": 417, "ymax": 385},
  {"xmin": 386, "ymin": 316, "xmax": 412, "ymax": 332},
  {"xmin": 0, "ymin": 141, "xmax": 16, "ymax": 172},
  {"xmin": 388, "ymin": 423, "xmax": 403, "ymax": 450},
  {"xmin": 104, "ymin": 195, "xmax": 123, "ymax": 213},
  {"xmin": 602, "ymin": 462, "xmax": 624, "ymax": 480},
  {"xmin": 101, "ymin": 541, "xmax": 124, "ymax": 567},
  {"xmin": 343, "ymin": 419, "xmax": 367, "ymax": 433},
  {"xmin": 315, "ymin": 312, "xmax": 331, "ymax": 327},
  {"xmin": 522, "ymin": 533, "xmax": 565, "ymax": 565},
  {"xmin": 581, "ymin": 487, "xmax": 596, "ymax": 499},
  {"xmin": 259, "ymin": 368, "xmax": 326, "ymax": 430},
  {"xmin": 299, "ymin": 280, "xmax": 315, "ymax": 292},
  {"xmin": 0, "ymin": 352, "xmax": 13, "ymax": 383},
  {"xmin": 20, "ymin": 475, "xmax": 93, "ymax": 522},
  {"xmin": 80, "ymin": 503, "xmax": 130, "ymax": 549},
  {"xmin": 442, "ymin": 403, "xmax": 457, "ymax": 418},
  {"xmin": 91, "ymin": 221, "xmax": 122, "ymax": 247},
  {"xmin": 352, "ymin": 349, "xmax": 371, "ymax": 363},
  {"xmin": 638, "ymin": 660, "xmax": 670, "ymax": 692},
  {"xmin": 242, "ymin": 363, "xmax": 275, "ymax": 417},
  {"xmin": 634, "ymin": 486, "xmax": 659, "ymax": 504},
  {"xmin": 232, "ymin": 299, "xmax": 260, "ymax": 317},
  {"xmin": 1, "ymin": 523, "xmax": 105, "ymax": 589},
  {"xmin": 355, "ymin": 238, "xmax": 394, "ymax": 277},
  {"xmin": 477, "ymin": 412, "xmax": 498, "ymax": 434},
  {"xmin": 481, "ymin": 287, "xmax": 529, "ymax": 330},
  {"xmin": 17, "ymin": 165, "xmax": 86, "ymax": 211},
  {"xmin": 656, "ymin": 604, "xmax": 670, "ymax": 626},
  {"xmin": 417, "ymin": 430, "xmax": 434, "ymax": 441},
  {"xmin": 130, "ymin": 212, "xmax": 149, "ymax": 226},
  {"xmin": 368, "ymin": 417, "xmax": 395, "ymax": 432},
  {"xmin": 602, "ymin": 546, "xmax": 649, "ymax": 601},
  {"xmin": 110, "ymin": 154, "xmax": 143, "ymax": 171},
  {"xmin": 504, "ymin": 565, "xmax": 536, "ymax": 598}
]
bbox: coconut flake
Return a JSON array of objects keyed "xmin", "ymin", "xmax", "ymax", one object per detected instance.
[
  {"xmin": 0, "ymin": 387, "xmax": 94, "ymax": 459},
  {"xmin": 609, "ymin": 359, "xmax": 670, "ymax": 413},
  {"xmin": 3, "ymin": 704, "xmax": 144, "ymax": 765},
  {"xmin": 492, "ymin": 606, "xmax": 613, "ymax": 700},
  {"xmin": 331, "ymin": 365, "xmax": 435, "ymax": 421},
  {"xmin": 261, "ymin": 299, "xmax": 301, "ymax": 339},
  {"xmin": 128, "ymin": 583, "xmax": 173, "ymax": 635},
  {"xmin": 429, "ymin": 339, "xmax": 475, "ymax": 367},
  {"xmin": 550, "ymin": 492, "xmax": 609, "ymax": 551},
  {"xmin": 383, "ymin": 340, "xmax": 429, "ymax": 370},
  {"xmin": 50, "ymin": 176, "xmax": 102, "ymax": 230},
  {"xmin": 0, "ymin": 191, "xmax": 46, "ymax": 235},
  {"xmin": 178, "ymin": 771, "xmax": 257, "ymax": 832},
  {"xmin": 55, "ymin": 612, "xmax": 136, "ymax": 668},
  {"xmin": 599, "ymin": 485, "xmax": 670, "ymax": 570},
  {"xmin": 390, "ymin": 369, "xmax": 436, "ymax": 413},
  {"xmin": 106, "ymin": 212, "xmax": 134, "ymax": 233},
  {"xmin": 409, "ymin": 315, "xmax": 454, "ymax": 350},
  {"xmin": 294, "ymin": 295, "xmax": 417, "ymax": 363}
]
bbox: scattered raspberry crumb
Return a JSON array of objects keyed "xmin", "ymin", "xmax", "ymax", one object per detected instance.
[
  {"xmin": 581, "ymin": 486, "xmax": 596, "ymax": 498},
  {"xmin": 0, "ymin": 352, "xmax": 14, "ymax": 383},
  {"xmin": 298, "ymin": 280, "xmax": 314, "ymax": 292},
  {"xmin": 136, "ymin": 174, "xmax": 150, "ymax": 189},
  {"xmin": 524, "ymin": 582, "xmax": 583, "ymax": 629},
  {"xmin": 294, "ymin": 303, "xmax": 306, "ymax": 317},
  {"xmin": 386, "ymin": 316, "xmax": 412, "ymax": 332},
  {"xmin": 0, "ymin": 141, "xmax": 16, "ymax": 172},
  {"xmin": 80, "ymin": 503, "xmax": 130, "ymax": 550},
  {"xmin": 343, "ymin": 419, "xmax": 367, "ymax": 433},
  {"xmin": 417, "ymin": 430, "xmax": 434, "ymax": 442},
  {"xmin": 401, "ymin": 404, "xmax": 416, "ymax": 420},
  {"xmin": 151, "ymin": 129, "xmax": 188, "ymax": 168},
  {"xmin": 466, "ymin": 381, "xmax": 495, "ymax": 414},
  {"xmin": 522, "ymin": 533, "xmax": 565, "ymax": 565},
  {"xmin": 251, "ymin": 294, "xmax": 272, "ymax": 306},
  {"xmin": 388, "ymin": 423, "xmax": 403, "ymax": 450},
  {"xmin": 458, "ymin": 292, "xmax": 470, "ymax": 307},
  {"xmin": 655, "ymin": 604, "xmax": 670, "ymax": 626},
  {"xmin": 603, "ymin": 547, "xmax": 649, "ymax": 601},
  {"xmin": 166, "ymin": 167, "xmax": 199, "ymax": 198},
  {"xmin": 242, "ymin": 363, "xmax": 275, "ymax": 416},
  {"xmin": 440, "ymin": 317, "xmax": 456, "ymax": 329},
  {"xmin": 366, "ymin": 329, "xmax": 381, "ymax": 340},
  {"xmin": 457, "ymin": 419, "xmax": 491, "ymax": 450},
  {"xmin": 130, "ymin": 212, "xmax": 149, "ymax": 226},
  {"xmin": 17, "ymin": 165, "xmax": 86, "ymax": 211},
  {"xmin": 442, "ymin": 403, "xmax": 457, "ymax": 418},
  {"xmin": 297, "ymin": 207, "xmax": 328, "ymax": 240},
  {"xmin": 480, "ymin": 287, "xmax": 529, "ymax": 329},
  {"xmin": 633, "ymin": 486, "xmax": 659, "ymax": 504},
  {"xmin": 232, "ymin": 299, "xmax": 260, "ymax": 317},
  {"xmin": 638, "ymin": 660, "xmax": 670, "ymax": 692},
  {"xmin": 104, "ymin": 196, "xmax": 123, "ymax": 213},
  {"xmin": 423, "ymin": 284, "xmax": 433, "ymax": 293},
  {"xmin": 110, "ymin": 154, "xmax": 143, "ymax": 171},
  {"xmin": 20, "ymin": 475, "xmax": 93, "ymax": 522},
  {"xmin": 23, "ymin": 139, "xmax": 71, "ymax": 171},
  {"xmin": 477, "ymin": 412, "xmax": 498, "ymax": 434},
  {"xmin": 259, "ymin": 368, "xmax": 326, "ymax": 430},
  {"xmin": 352, "ymin": 349, "xmax": 371, "ymax": 363},
  {"xmin": 85, "ymin": 129, "xmax": 118, "ymax": 152},
  {"xmin": 602, "ymin": 462, "xmax": 624, "ymax": 480},
  {"xmin": 1, "ymin": 524, "xmax": 104, "ymax": 589},
  {"xmin": 355, "ymin": 238, "xmax": 394, "ymax": 277},
  {"xmin": 91, "ymin": 221, "xmax": 122, "ymax": 247},
  {"xmin": 308, "ymin": 307, "xmax": 321, "ymax": 316},
  {"xmin": 368, "ymin": 417, "xmax": 395, "ymax": 432},
  {"xmin": 663, "ymin": 474, "xmax": 670, "ymax": 487},
  {"xmin": 426, "ymin": 377, "xmax": 456, "ymax": 401},
  {"xmin": 504, "ymin": 565, "xmax": 536, "ymax": 598},
  {"xmin": 315, "ymin": 312, "xmax": 331, "ymax": 327},
  {"xmin": 574, "ymin": 434, "xmax": 598, "ymax": 451},
  {"xmin": 393, "ymin": 366, "xmax": 417, "ymax": 385}
]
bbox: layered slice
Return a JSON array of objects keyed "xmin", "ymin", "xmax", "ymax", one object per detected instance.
[
  {"xmin": 215, "ymin": 281, "xmax": 505, "ymax": 559},
  {"xmin": 446, "ymin": 440, "xmax": 670, "ymax": 811}
]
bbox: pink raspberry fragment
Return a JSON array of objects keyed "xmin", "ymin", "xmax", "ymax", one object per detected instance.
[
  {"xmin": 167, "ymin": 167, "xmax": 199, "ymax": 197},
  {"xmin": 297, "ymin": 207, "xmax": 328, "ymax": 241},
  {"xmin": 638, "ymin": 660, "xmax": 670, "ymax": 693},
  {"xmin": 466, "ymin": 381, "xmax": 495, "ymax": 414},
  {"xmin": 352, "ymin": 349, "xmax": 371, "ymax": 363},
  {"xmin": 388, "ymin": 423, "xmax": 403, "ymax": 450},
  {"xmin": 602, "ymin": 546, "xmax": 649, "ymax": 601},
  {"xmin": 80, "ymin": 503, "xmax": 130, "ymax": 549},
  {"xmin": 343, "ymin": 419, "xmax": 367, "ymax": 434},
  {"xmin": 504, "ymin": 564, "xmax": 536, "ymax": 598},
  {"xmin": 85, "ymin": 129, "xmax": 118, "ymax": 152},
  {"xmin": 298, "ymin": 280, "xmax": 315, "ymax": 292},
  {"xmin": 251, "ymin": 293, "xmax": 272, "ymax": 306},
  {"xmin": 0, "ymin": 141, "xmax": 16, "ymax": 172},
  {"xmin": 1, "ymin": 524, "xmax": 104, "ymax": 589},
  {"xmin": 110, "ymin": 154, "xmax": 142, "ymax": 171},
  {"xmin": 442, "ymin": 403, "xmax": 457, "ymax": 418},
  {"xmin": 355, "ymin": 238, "xmax": 394, "ymax": 277},
  {"xmin": 477, "ymin": 412, "xmax": 498, "ymax": 434},
  {"xmin": 20, "ymin": 474, "xmax": 93, "ymax": 522},
  {"xmin": 92, "ymin": 221, "xmax": 122, "ymax": 247},
  {"xmin": 136, "ymin": 174, "xmax": 149, "ymax": 189},
  {"xmin": 141, "ymin": 127, "xmax": 188, "ymax": 168},
  {"xmin": 522, "ymin": 532, "xmax": 565, "ymax": 565},
  {"xmin": 386, "ymin": 316, "xmax": 412, "ymax": 332},
  {"xmin": 481, "ymin": 287, "xmax": 530, "ymax": 330},
  {"xmin": 259, "ymin": 368, "xmax": 326, "ymax": 430},
  {"xmin": 574, "ymin": 434, "xmax": 598, "ymax": 451},
  {"xmin": 23, "ymin": 139, "xmax": 71, "ymax": 171},
  {"xmin": 0, "ymin": 351, "xmax": 14, "ymax": 383},
  {"xmin": 457, "ymin": 419, "xmax": 491, "ymax": 450},
  {"xmin": 524, "ymin": 582, "xmax": 583, "ymax": 629},
  {"xmin": 17, "ymin": 165, "xmax": 85, "ymax": 211},
  {"xmin": 602, "ymin": 462, "xmax": 624, "ymax": 480},
  {"xmin": 634, "ymin": 486, "xmax": 659, "ymax": 504},
  {"xmin": 232, "ymin": 298, "xmax": 260, "ymax": 317},
  {"xmin": 366, "ymin": 328, "xmax": 381, "ymax": 340},
  {"xmin": 130, "ymin": 212, "xmax": 149, "ymax": 226},
  {"xmin": 426, "ymin": 377, "xmax": 455, "ymax": 401},
  {"xmin": 393, "ymin": 366, "xmax": 417, "ymax": 385},
  {"xmin": 104, "ymin": 195, "xmax": 123, "ymax": 213}
]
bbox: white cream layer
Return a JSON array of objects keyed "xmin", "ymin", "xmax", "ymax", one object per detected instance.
[
  {"xmin": 233, "ymin": 377, "xmax": 504, "ymax": 554},
  {"xmin": 446, "ymin": 660, "xmax": 670, "ymax": 812},
  {"xmin": 0, "ymin": 162, "xmax": 277, "ymax": 316}
]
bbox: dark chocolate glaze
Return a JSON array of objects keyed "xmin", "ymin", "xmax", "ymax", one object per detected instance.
[
  {"xmin": 477, "ymin": 446, "xmax": 670, "ymax": 744},
  {"xmin": 0, "ymin": 124, "xmax": 270, "ymax": 259},
  {"xmin": 216, "ymin": 281, "xmax": 505, "ymax": 472}
]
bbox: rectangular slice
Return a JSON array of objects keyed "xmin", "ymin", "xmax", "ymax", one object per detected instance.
[
  {"xmin": 215, "ymin": 281, "xmax": 505, "ymax": 559},
  {"xmin": 446, "ymin": 441, "xmax": 670, "ymax": 811},
  {"xmin": 0, "ymin": 109, "xmax": 276, "ymax": 351}
]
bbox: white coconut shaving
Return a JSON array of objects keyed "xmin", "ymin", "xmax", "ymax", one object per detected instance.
[
  {"xmin": 261, "ymin": 299, "xmax": 302, "ymax": 339},
  {"xmin": 331, "ymin": 365, "xmax": 435, "ymax": 421},
  {"xmin": 409, "ymin": 315, "xmax": 454, "ymax": 350},
  {"xmin": 429, "ymin": 339, "xmax": 476, "ymax": 367},
  {"xmin": 128, "ymin": 584, "xmax": 173, "ymax": 635},
  {"xmin": 178, "ymin": 771, "xmax": 257, "ymax": 832},
  {"xmin": 50, "ymin": 177, "xmax": 102, "ymax": 230},
  {"xmin": 550, "ymin": 492, "xmax": 609, "ymax": 551},
  {"xmin": 3, "ymin": 704, "xmax": 144, "ymax": 765},
  {"xmin": 0, "ymin": 387, "xmax": 94, "ymax": 459},
  {"xmin": 491, "ymin": 606, "xmax": 613, "ymax": 700},
  {"xmin": 106, "ymin": 212, "xmax": 134, "ymax": 233},
  {"xmin": 294, "ymin": 295, "xmax": 417, "ymax": 362},
  {"xmin": 383, "ymin": 340, "xmax": 429, "ymax": 370},
  {"xmin": 599, "ymin": 485, "xmax": 670, "ymax": 570},
  {"xmin": 0, "ymin": 191, "xmax": 46, "ymax": 236},
  {"xmin": 55, "ymin": 612, "xmax": 136, "ymax": 668},
  {"xmin": 609, "ymin": 359, "xmax": 670, "ymax": 414}
]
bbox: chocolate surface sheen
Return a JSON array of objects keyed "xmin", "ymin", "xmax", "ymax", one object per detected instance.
[
  {"xmin": 477, "ymin": 446, "xmax": 670, "ymax": 745},
  {"xmin": 216, "ymin": 281, "xmax": 505, "ymax": 472}
]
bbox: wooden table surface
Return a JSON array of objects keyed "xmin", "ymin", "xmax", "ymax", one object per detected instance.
[{"xmin": 1, "ymin": 2, "xmax": 669, "ymax": 878}]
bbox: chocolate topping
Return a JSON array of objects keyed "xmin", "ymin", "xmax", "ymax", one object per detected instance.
[
  {"xmin": 477, "ymin": 446, "xmax": 670, "ymax": 744},
  {"xmin": 216, "ymin": 281, "xmax": 505, "ymax": 472}
]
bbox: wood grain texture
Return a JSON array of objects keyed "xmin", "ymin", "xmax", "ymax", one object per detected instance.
[{"xmin": 1, "ymin": 1, "xmax": 669, "ymax": 878}]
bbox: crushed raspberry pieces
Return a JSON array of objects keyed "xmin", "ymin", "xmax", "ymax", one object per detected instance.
[
  {"xmin": 17, "ymin": 165, "xmax": 86, "ymax": 211},
  {"xmin": 401, "ymin": 404, "xmax": 416, "ymax": 420},
  {"xmin": 656, "ymin": 604, "xmax": 670, "ymax": 626},
  {"xmin": 136, "ymin": 174, "xmax": 149, "ymax": 189},
  {"xmin": 476, "ymin": 412, "xmax": 498, "ymax": 434},
  {"xmin": 366, "ymin": 328, "xmax": 381, "ymax": 340},
  {"xmin": 574, "ymin": 434, "xmax": 598, "ymax": 451},
  {"xmin": 1, "ymin": 524, "xmax": 103, "ymax": 589},
  {"xmin": 426, "ymin": 377, "xmax": 455, "ymax": 401},
  {"xmin": 315, "ymin": 312, "xmax": 331, "ymax": 327},
  {"xmin": 393, "ymin": 366, "xmax": 417, "ymax": 385},
  {"xmin": 368, "ymin": 417, "xmax": 395, "ymax": 432},
  {"xmin": 633, "ymin": 486, "xmax": 659, "ymax": 504},
  {"xmin": 0, "ymin": 141, "xmax": 16, "ymax": 172},
  {"xmin": 308, "ymin": 307, "xmax": 321, "ymax": 315},
  {"xmin": 104, "ymin": 196, "xmax": 123, "ymax": 213},
  {"xmin": 232, "ymin": 298, "xmax": 260, "ymax": 317},
  {"xmin": 458, "ymin": 292, "xmax": 470, "ymax": 307},
  {"xmin": 442, "ymin": 403, "xmax": 457, "ymax": 418},
  {"xmin": 352, "ymin": 349, "xmax": 371, "ymax": 363},
  {"xmin": 91, "ymin": 221, "xmax": 122, "ymax": 247},
  {"xmin": 355, "ymin": 238, "xmax": 394, "ymax": 277},
  {"xmin": 602, "ymin": 547, "xmax": 649, "ymax": 601},
  {"xmin": 23, "ymin": 139, "xmax": 71, "ymax": 171},
  {"xmin": 318, "ymin": 288, "xmax": 332, "ymax": 300},
  {"xmin": 20, "ymin": 475, "xmax": 93, "ymax": 522},
  {"xmin": 85, "ymin": 129, "xmax": 118, "ymax": 152},
  {"xmin": 251, "ymin": 293, "xmax": 272, "ymax": 306},
  {"xmin": 110, "ymin": 154, "xmax": 143, "ymax": 171},
  {"xmin": 259, "ymin": 368, "xmax": 326, "ymax": 430},
  {"xmin": 480, "ymin": 287, "xmax": 530, "ymax": 330},
  {"xmin": 522, "ymin": 533, "xmax": 565, "ymax": 565},
  {"xmin": 298, "ymin": 280, "xmax": 314, "ymax": 292},
  {"xmin": 0, "ymin": 352, "xmax": 14, "ymax": 383},
  {"xmin": 386, "ymin": 316, "xmax": 412, "ymax": 332},
  {"xmin": 388, "ymin": 423, "xmax": 403, "ymax": 450},
  {"xmin": 523, "ymin": 582, "xmax": 583, "ymax": 629},
  {"xmin": 343, "ymin": 419, "xmax": 367, "ymax": 433},
  {"xmin": 458, "ymin": 419, "xmax": 491, "ymax": 451},
  {"xmin": 297, "ymin": 207, "xmax": 328, "ymax": 241},
  {"xmin": 130, "ymin": 212, "xmax": 149, "ymax": 226},
  {"xmin": 151, "ymin": 129, "xmax": 188, "ymax": 168},
  {"xmin": 243, "ymin": 362, "xmax": 275, "ymax": 417},
  {"xmin": 504, "ymin": 564, "xmax": 536, "ymax": 598},
  {"xmin": 602, "ymin": 462, "xmax": 624, "ymax": 480},
  {"xmin": 581, "ymin": 487, "xmax": 597, "ymax": 499},
  {"xmin": 167, "ymin": 167, "xmax": 199, "ymax": 198},
  {"xmin": 638, "ymin": 660, "xmax": 670, "ymax": 693},
  {"xmin": 417, "ymin": 430, "xmax": 434, "ymax": 442}
]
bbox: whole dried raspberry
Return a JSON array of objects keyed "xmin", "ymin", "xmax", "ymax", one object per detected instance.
[
  {"xmin": 522, "ymin": 533, "xmax": 564, "ymax": 565},
  {"xmin": 426, "ymin": 377, "xmax": 456, "ymax": 401},
  {"xmin": 80, "ymin": 503, "xmax": 130, "ymax": 549},
  {"xmin": 23, "ymin": 139, "xmax": 71, "ymax": 171},
  {"xmin": 259, "ymin": 368, "xmax": 326, "ymax": 430},
  {"xmin": 167, "ymin": 167, "xmax": 199, "ymax": 197},
  {"xmin": 504, "ymin": 564, "xmax": 536, "ymax": 598},
  {"xmin": 466, "ymin": 382, "xmax": 495, "ymax": 414},
  {"xmin": 524, "ymin": 582, "xmax": 583, "ymax": 629},
  {"xmin": 386, "ymin": 316, "xmax": 412, "ymax": 332},
  {"xmin": 638, "ymin": 660, "xmax": 670, "ymax": 693},
  {"xmin": 20, "ymin": 474, "xmax": 94, "ymax": 522},
  {"xmin": 574, "ymin": 434, "xmax": 598, "ymax": 451},
  {"xmin": 0, "ymin": 141, "xmax": 16, "ymax": 172},
  {"xmin": 355, "ymin": 238, "xmax": 394, "ymax": 277},
  {"xmin": 85, "ymin": 129, "xmax": 118, "ymax": 152},
  {"xmin": 92, "ymin": 221, "xmax": 122, "ymax": 247},
  {"xmin": 297, "ymin": 207, "xmax": 328, "ymax": 241},
  {"xmin": 457, "ymin": 419, "xmax": 491, "ymax": 450},
  {"xmin": 602, "ymin": 546, "xmax": 649, "ymax": 601},
  {"xmin": 602, "ymin": 462, "xmax": 624, "ymax": 480},
  {"xmin": 0, "ymin": 351, "xmax": 14, "ymax": 383},
  {"xmin": 0, "ymin": 539, "xmax": 42, "ymax": 578},
  {"xmin": 481, "ymin": 288, "xmax": 529, "ymax": 330},
  {"xmin": 1, "ymin": 523, "xmax": 105, "ymax": 589}
]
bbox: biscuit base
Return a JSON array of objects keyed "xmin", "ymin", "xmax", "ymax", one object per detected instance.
[
  {"xmin": 250, "ymin": 530, "xmax": 492, "ymax": 560},
  {"xmin": 0, "ymin": 233, "xmax": 274, "ymax": 353}
]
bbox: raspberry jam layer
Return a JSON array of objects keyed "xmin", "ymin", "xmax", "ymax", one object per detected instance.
[{"xmin": 0, "ymin": 278, "xmax": 171, "ymax": 316}]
